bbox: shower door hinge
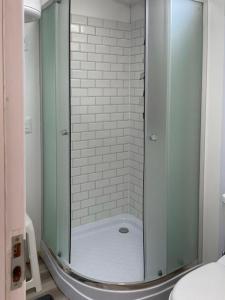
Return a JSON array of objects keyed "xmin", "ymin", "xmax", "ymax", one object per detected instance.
[{"xmin": 11, "ymin": 234, "xmax": 25, "ymax": 290}]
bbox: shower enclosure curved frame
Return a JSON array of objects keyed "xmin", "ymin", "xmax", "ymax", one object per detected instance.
[{"xmin": 40, "ymin": 0, "xmax": 207, "ymax": 298}]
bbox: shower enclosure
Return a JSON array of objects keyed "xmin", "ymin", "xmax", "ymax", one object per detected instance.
[{"xmin": 40, "ymin": 0, "xmax": 204, "ymax": 298}]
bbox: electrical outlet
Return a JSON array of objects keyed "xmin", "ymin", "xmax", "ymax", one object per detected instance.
[{"xmin": 11, "ymin": 235, "xmax": 25, "ymax": 290}]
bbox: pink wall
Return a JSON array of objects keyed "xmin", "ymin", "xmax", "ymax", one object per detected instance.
[
  {"xmin": 0, "ymin": 0, "xmax": 25, "ymax": 299},
  {"xmin": 0, "ymin": 0, "xmax": 6, "ymax": 298}
]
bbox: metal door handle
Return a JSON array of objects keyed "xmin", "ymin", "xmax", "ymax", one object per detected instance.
[
  {"xmin": 149, "ymin": 134, "xmax": 158, "ymax": 142},
  {"xmin": 222, "ymin": 194, "xmax": 225, "ymax": 204},
  {"xmin": 61, "ymin": 129, "xmax": 69, "ymax": 136}
]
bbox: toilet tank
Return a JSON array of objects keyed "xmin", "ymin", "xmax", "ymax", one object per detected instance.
[{"xmin": 24, "ymin": 0, "xmax": 41, "ymax": 23}]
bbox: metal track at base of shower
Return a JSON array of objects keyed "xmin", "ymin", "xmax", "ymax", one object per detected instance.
[{"xmin": 40, "ymin": 240, "xmax": 200, "ymax": 293}]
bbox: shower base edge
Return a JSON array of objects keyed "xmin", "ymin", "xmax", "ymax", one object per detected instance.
[{"xmin": 40, "ymin": 240, "xmax": 199, "ymax": 300}]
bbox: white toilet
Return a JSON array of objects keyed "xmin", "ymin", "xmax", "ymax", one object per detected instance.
[{"xmin": 169, "ymin": 256, "xmax": 225, "ymax": 300}]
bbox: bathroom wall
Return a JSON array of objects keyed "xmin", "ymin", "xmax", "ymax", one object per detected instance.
[
  {"xmin": 70, "ymin": 13, "xmax": 131, "ymax": 227},
  {"xmin": 129, "ymin": 2, "xmax": 145, "ymax": 219},
  {"xmin": 41, "ymin": 0, "xmax": 48, "ymax": 5},
  {"xmin": 24, "ymin": 22, "xmax": 42, "ymax": 249},
  {"xmin": 70, "ymin": 0, "xmax": 145, "ymax": 227},
  {"xmin": 71, "ymin": 0, "xmax": 130, "ymax": 22},
  {"xmin": 203, "ymin": 0, "xmax": 225, "ymax": 263},
  {"xmin": 131, "ymin": 0, "xmax": 145, "ymax": 22}
]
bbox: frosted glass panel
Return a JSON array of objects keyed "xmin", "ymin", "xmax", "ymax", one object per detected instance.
[
  {"xmin": 41, "ymin": 4, "xmax": 58, "ymax": 255},
  {"xmin": 144, "ymin": 0, "xmax": 202, "ymax": 281},
  {"xmin": 167, "ymin": 0, "xmax": 203, "ymax": 273},
  {"xmin": 55, "ymin": 0, "xmax": 70, "ymax": 263},
  {"xmin": 41, "ymin": 1, "xmax": 70, "ymax": 262},
  {"xmin": 144, "ymin": 0, "xmax": 168, "ymax": 281}
]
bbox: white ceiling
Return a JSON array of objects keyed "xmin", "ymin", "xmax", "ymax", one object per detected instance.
[
  {"xmin": 113, "ymin": 0, "xmax": 144, "ymax": 5},
  {"xmin": 41, "ymin": 0, "xmax": 144, "ymax": 8},
  {"xmin": 41, "ymin": 0, "xmax": 50, "ymax": 6}
]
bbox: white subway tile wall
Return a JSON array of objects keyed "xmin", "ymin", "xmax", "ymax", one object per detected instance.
[
  {"xmin": 71, "ymin": 14, "xmax": 145, "ymax": 227},
  {"xmin": 129, "ymin": 19, "xmax": 145, "ymax": 220}
]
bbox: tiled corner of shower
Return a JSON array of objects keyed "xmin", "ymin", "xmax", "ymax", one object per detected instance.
[
  {"xmin": 129, "ymin": 18, "xmax": 145, "ymax": 221},
  {"xmin": 70, "ymin": 14, "xmax": 145, "ymax": 228}
]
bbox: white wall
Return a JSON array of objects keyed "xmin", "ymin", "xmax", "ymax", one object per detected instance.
[
  {"xmin": 71, "ymin": 0, "xmax": 131, "ymax": 22},
  {"xmin": 42, "ymin": 0, "xmax": 131, "ymax": 22},
  {"xmin": 70, "ymin": 14, "xmax": 131, "ymax": 227},
  {"xmin": 24, "ymin": 22, "xmax": 42, "ymax": 250},
  {"xmin": 220, "ymin": 77, "xmax": 225, "ymax": 256},
  {"xmin": 203, "ymin": 0, "xmax": 225, "ymax": 263},
  {"xmin": 131, "ymin": 0, "xmax": 145, "ymax": 22},
  {"xmin": 41, "ymin": 0, "xmax": 49, "ymax": 5}
]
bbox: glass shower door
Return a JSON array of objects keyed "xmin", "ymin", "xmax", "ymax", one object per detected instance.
[
  {"xmin": 144, "ymin": 0, "xmax": 168, "ymax": 280},
  {"xmin": 41, "ymin": 0, "xmax": 70, "ymax": 262},
  {"xmin": 167, "ymin": 0, "xmax": 203, "ymax": 274},
  {"xmin": 144, "ymin": 0, "xmax": 203, "ymax": 281}
]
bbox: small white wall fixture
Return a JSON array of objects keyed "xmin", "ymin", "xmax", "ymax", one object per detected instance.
[
  {"xmin": 203, "ymin": 0, "xmax": 225, "ymax": 263},
  {"xmin": 26, "ymin": 215, "xmax": 42, "ymax": 292},
  {"xmin": 24, "ymin": 0, "xmax": 41, "ymax": 22}
]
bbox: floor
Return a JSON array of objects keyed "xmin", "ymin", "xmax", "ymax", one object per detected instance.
[
  {"xmin": 26, "ymin": 258, "xmax": 68, "ymax": 300},
  {"xmin": 70, "ymin": 214, "xmax": 144, "ymax": 283}
]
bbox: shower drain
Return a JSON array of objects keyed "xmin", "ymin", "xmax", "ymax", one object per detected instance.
[{"xmin": 119, "ymin": 227, "xmax": 129, "ymax": 234}]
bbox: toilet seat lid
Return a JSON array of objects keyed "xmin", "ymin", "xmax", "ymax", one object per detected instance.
[{"xmin": 171, "ymin": 263, "xmax": 225, "ymax": 300}]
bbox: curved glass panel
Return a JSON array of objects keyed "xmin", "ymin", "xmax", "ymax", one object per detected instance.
[
  {"xmin": 144, "ymin": 0, "xmax": 203, "ymax": 281},
  {"xmin": 40, "ymin": 0, "xmax": 203, "ymax": 285},
  {"xmin": 41, "ymin": 0, "xmax": 71, "ymax": 262},
  {"xmin": 167, "ymin": 0, "xmax": 203, "ymax": 274},
  {"xmin": 41, "ymin": 3, "xmax": 58, "ymax": 256}
]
